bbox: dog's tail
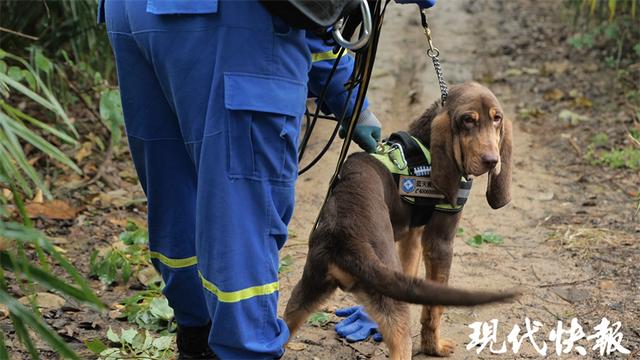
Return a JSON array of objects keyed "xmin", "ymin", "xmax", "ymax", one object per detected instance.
[{"xmin": 335, "ymin": 246, "xmax": 517, "ymax": 306}]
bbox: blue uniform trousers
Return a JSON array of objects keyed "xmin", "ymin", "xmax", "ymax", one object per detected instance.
[{"xmin": 104, "ymin": 1, "xmax": 310, "ymax": 358}]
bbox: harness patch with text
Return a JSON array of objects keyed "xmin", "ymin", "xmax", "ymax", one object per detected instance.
[{"xmin": 398, "ymin": 175, "xmax": 444, "ymax": 199}]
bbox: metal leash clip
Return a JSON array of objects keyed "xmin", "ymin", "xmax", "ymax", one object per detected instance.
[
  {"xmin": 333, "ymin": 0, "xmax": 372, "ymax": 50},
  {"xmin": 420, "ymin": 9, "xmax": 448, "ymax": 106},
  {"xmin": 379, "ymin": 141, "xmax": 408, "ymax": 170}
]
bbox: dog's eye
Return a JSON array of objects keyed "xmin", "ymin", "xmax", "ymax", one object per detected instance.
[
  {"xmin": 462, "ymin": 115, "xmax": 476, "ymax": 126},
  {"xmin": 493, "ymin": 115, "xmax": 503, "ymax": 124}
]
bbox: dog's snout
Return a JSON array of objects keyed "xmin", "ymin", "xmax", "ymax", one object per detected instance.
[{"xmin": 481, "ymin": 153, "xmax": 499, "ymax": 168}]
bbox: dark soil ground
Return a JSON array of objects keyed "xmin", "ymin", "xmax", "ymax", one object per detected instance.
[{"xmin": 3, "ymin": 0, "xmax": 638, "ymax": 359}]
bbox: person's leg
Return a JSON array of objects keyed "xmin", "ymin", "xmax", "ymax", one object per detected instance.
[
  {"xmin": 104, "ymin": 0, "xmax": 209, "ymax": 331},
  {"xmin": 120, "ymin": 1, "xmax": 311, "ymax": 358}
]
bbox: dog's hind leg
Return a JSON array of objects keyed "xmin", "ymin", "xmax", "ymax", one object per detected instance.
[
  {"xmin": 357, "ymin": 292, "xmax": 413, "ymax": 360},
  {"xmin": 420, "ymin": 212, "xmax": 460, "ymax": 357},
  {"xmin": 284, "ymin": 267, "xmax": 336, "ymax": 339}
]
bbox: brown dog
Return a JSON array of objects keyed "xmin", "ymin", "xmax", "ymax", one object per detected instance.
[{"xmin": 284, "ymin": 82, "xmax": 514, "ymax": 359}]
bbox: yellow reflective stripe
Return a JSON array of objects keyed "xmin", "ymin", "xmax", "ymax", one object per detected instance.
[
  {"xmin": 198, "ymin": 271, "xmax": 279, "ymax": 303},
  {"xmin": 149, "ymin": 251, "xmax": 197, "ymax": 269},
  {"xmin": 311, "ymin": 50, "xmax": 340, "ymax": 62},
  {"xmin": 435, "ymin": 203, "xmax": 460, "ymax": 210}
]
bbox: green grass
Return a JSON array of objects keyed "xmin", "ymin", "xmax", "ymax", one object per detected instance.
[
  {"xmin": 307, "ymin": 312, "xmax": 330, "ymax": 327},
  {"xmin": 89, "ymin": 222, "xmax": 151, "ymax": 285},
  {"xmin": 86, "ymin": 327, "xmax": 174, "ymax": 360},
  {"xmin": 467, "ymin": 232, "xmax": 504, "ymax": 247},
  {"xmin": 588, "ymin": 146, "xmax": 640, "ymax": 169}
]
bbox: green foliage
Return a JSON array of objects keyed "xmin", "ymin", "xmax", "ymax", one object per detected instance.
[
  {"xmin": 0, "ymin": 50, "xmax": 80, "ymax": 199},
  {"xmin": 566, "ymin": 0, "xmax": 640, "ymax": 68},
  {"xmin": 568, "ymin": 32, "xmax": 596, "ymax": 49},
  {"xmin": 99, "ymin": 89, "xmax": 124, "ymax": 148},
  {"xmin": 307, "ymin": 311, "xmax": 330, "ymax": 327},
  {"xmin": 120, "ymin": 287, "xmax": 175, "ymax": 332},
  {"xmin": 591, "ymin": 132, "xmax": 610, "ymax": 147},
  {"xmin": 0, "ymin": 221, "xmax": 103, "ymax": 360},
  {"xmin": 86, "ymin": 327, "xmax": 174, "ymax": 360},
  {"xmin": 467, "ymin": 232, "xmax": 504, "ymax": 247},
  {"xmin": 90, "ymin": 222, "xmax": 150, "ymax": 285},
  {"xmin": 589, "ymin": 147, "xmax": 640, "ymax": 169},
  {"xmin": 0, "ymin": 0, "xmax": 113, "ymax": 78},
  {"xmin": 119, "ymin": 220, "xmax": 149, "ymax": 245},
  {"xmin": 279, "ymin": 254, "xmax": 293, "ymax": 274}
]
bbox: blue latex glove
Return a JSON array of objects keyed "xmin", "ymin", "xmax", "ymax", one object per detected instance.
[
  {"xmin": 395, "ymin": 0, "xmax": 436, "ymax": 8},
  {"xmin": 339, "ymin": 109, "xmax": 381, "ymax": 153},
  {"xmin": 335, "ymin": 306, "xmax": 382, "ymax": 342}
]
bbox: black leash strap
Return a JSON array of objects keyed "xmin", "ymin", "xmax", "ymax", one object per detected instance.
[{"xmin": 311, "ymin": 0, "xmax": 388, "ymax": 231}]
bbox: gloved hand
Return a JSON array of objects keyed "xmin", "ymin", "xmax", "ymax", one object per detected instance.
[
  {"xmin": 395, "ymin": 0, "xmax": 436, "ymax": 8},
  {"xmin": 339, "ymin": 108, "xmax": 381, "ymax": 153},
  {"xmin": 335, "ymin": 306, "xmax": 382, "ymax": 342}
]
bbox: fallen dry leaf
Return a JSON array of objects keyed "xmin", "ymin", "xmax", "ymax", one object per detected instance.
[
  {"xmin": 0, "ymin": 304, "xmax": 8, "ymax": 320},
  {"xmin": 543, "ymin": 61, "xmax": 569, "ymax": 74},
  {"xmin": 287, "ymin": 342, "xmax": 307, "ymax": 351},
  {"xmin": 53, "ymin": 245, "xmax": 67, "ymax": 254},
  {"xmin": 107, "ymin": 217, "xmax": 129, "ymax": 228},
  {"xmin": 32, "ymin": 189, "xmax": 44, "ymax": 203},
  {"xmin": 18, "ymin": 292, "xmax": 66, "ymax": 310},
  {"xmin": 25, "ymin": 200, "xmax": 78, "ymax": 220},
  {"xmin": 93, "ymin": 189, "xmax": 130, "ymax": 208},
  {"xmin": 529, "ymin": 192, "xmax": 555, "ymax": 201},
  {"xmin": 551, "ymin": 287, "xmax": 590, "ymax": 304},
  {"xmin": 558, "ymin": 109, "xmax": 588, "ymax": 126},
  {"xmin": 75, "ymin": 141, "xmax": 94, "ymax": 163},
  {"xmin": 137, "ymin": 266, "xmax": 161, "ymax": 287},
  {"xmin": 543, "ymin": 89, "xmax": 564, "ymax": 101},
  {"xmin": 574, "ymin": 96, "xmax": 592, "ymax": 108},
  {"xmin": 599, "ymin": 280, "xmax": 615, "ymax": 290}
]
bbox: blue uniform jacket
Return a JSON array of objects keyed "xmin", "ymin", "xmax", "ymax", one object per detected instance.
[{"xmin": 98, "ymin": 0, "xmax": 367, "ymax": 120}]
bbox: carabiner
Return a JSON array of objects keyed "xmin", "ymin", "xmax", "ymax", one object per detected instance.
[{"xmin": 332, "ymin": 0, "xmax": 372, "ymax": 51}]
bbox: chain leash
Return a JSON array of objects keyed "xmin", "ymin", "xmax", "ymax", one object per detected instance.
[{"xmin": 420, "ymin": 9, "xmax": 448, "ymax": 106}]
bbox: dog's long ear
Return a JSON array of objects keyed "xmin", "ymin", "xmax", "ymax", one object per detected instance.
[
  {"xmin": 486, "ymin": 118, "xmax": 513, "ymax": 209},
  {"xmin": 430, "ymin": 112, "xmax": 462, "ymax": 206}
]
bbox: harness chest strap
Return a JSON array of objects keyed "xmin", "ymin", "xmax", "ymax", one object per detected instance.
[{"xmin": 370, "ymin": 132, "xmax": 472, "ymax": 225}]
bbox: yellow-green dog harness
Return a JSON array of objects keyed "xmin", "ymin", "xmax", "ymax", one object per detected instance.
[{"xmin": 370, "ymin": 131, "xmax": 472, "ymax": 226}]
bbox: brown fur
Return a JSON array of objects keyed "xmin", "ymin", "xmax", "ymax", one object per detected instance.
[{"xmin": 284, "ymin": 82, "xmax": 514, "ymax": 359}]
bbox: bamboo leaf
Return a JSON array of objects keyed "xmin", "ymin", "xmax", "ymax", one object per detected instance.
[
  {"xmin": 49, "ymin": 251, "xmax": 103, "ymax": 307},
  {"xmin": 0, "ymin": 252, "xmax": 95, "ymax": 304},
  {"xmin": 0, "ymin": 333, "xmax": 9, "ymax": 360},
  {"xmin": 0, "ymin": 51, "xmax": 77, "ymax": 137},
  {"xmin": 1, "ymin": 290, "xmax": 79, "ymax": 360},
  {"xmin": 3, "ymin": 113, "xmax": 81, "ymax": 173},
  {"xmin": 0, "ymin": 141, "xmax": 32, "ymax": 195},
  {"xmin": 0, "ymin": 73, "xmax": 56, "ymax": 113},
  {"xmin": 0, "ymin": 122, "xmax": 48, "ymax": 198},
  {"xmin": 8, "ymin": 312, "xmax": 39, "ymax": 360},
  {"xmin": 0, "ymin": 101, "xmax": 77, "ymax": 145},
  {"xmin": 0, "ymin": 222, "xmax": 102, "ymax": 308},
  {"xmin": 608, "ymin": 0, "xmax": 616, "ymax": 21}
]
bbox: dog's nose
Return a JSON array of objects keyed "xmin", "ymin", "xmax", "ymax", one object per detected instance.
[{"xmin": 481, "ymin": 154, "xmax": 499, "ymax": 168}]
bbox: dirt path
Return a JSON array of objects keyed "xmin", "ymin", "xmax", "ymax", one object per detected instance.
[{"xmin": 280, "ymin": 1, "xmax": 638, "ymax": 359}]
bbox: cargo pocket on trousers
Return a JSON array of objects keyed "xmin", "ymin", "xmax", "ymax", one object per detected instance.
[
  {"xmin": 268, "ymin": 185, "xmax": 295, "ymax": 250},
  {"xmin": 224, "ymin": 72, "xmax": 307, "ymax": 183}
]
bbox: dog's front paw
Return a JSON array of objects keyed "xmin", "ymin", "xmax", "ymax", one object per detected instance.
[{"xmin": 422, "ymin": 338, "xmax": 455, "ymax": 357}]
